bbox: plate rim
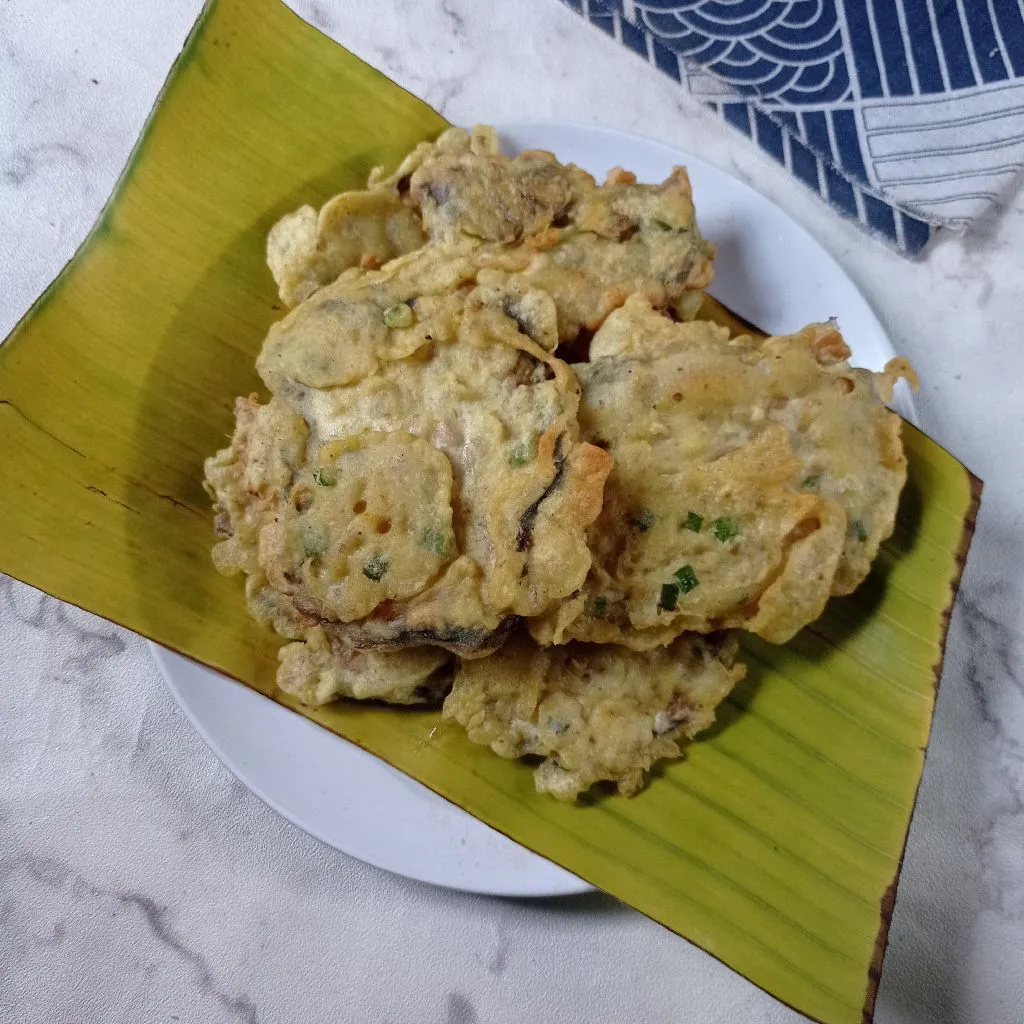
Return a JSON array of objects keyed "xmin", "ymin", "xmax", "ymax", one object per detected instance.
[{"xmin": 150, "ymin": 642, "xmax": 594, "ymax": 898}]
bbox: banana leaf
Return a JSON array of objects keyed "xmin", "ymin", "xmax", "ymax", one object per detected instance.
[{"xmin": 0, "ymin": 1, "xmax": 979, "ymax": 1021}]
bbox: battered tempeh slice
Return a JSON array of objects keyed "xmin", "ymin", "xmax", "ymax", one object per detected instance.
[
  {"xmin": 444, "ymin": 630, "xmax": 744, "ymax": 800},
  {"xmin": 268, "ymin": 125, "xmax": 715, "ymax": 338},
  {"xmin": 530, "ymin": 296, "xmax": 913, "ymax": 649},
  {"xmin": 205, "ymin": 247, "xmax": 611, "ymax": 660}
]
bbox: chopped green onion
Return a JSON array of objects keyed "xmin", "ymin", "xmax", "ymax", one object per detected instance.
[
  {"xmin": 506, "ymin": 441, "xmax": 534, "ymax": 468},
  {"xmin": 548, "ymin": 718, "xmax": 570, "ymax": 735},
  {"xmin": 631, "ymin": 508, "xmax": 657, "ymax": 532},
  {"xmin": 658, "ymin": 583, "xmax": 679, "ymax": 612},
  {"xmin": 681, "ymin": 511, "xmax": 703, "ymax": 533},
  {"xmin": 712, "ymin": 517, "xmax": 740, "ymax": 543},
  {"xmin": 674, "ymin": 565, "xmax": 699, "ymax": 594},
  {"xmin": 382, "ymin": 302, "xmax": 414, "ymax": 329},
  {"xmin": 362, "ymin": 553, "xmax": 389, "ymax": 581},
  {"xmin": 802, "ymin": 474, "xmax": 820, "ymax": 489},
  {"xmin": 852, "ymin": 519, "xmax": 869, "ymax": 542},
  {"xmin": 592, "ymin": 595, "xmax": 609, "ymax": 617},
  {"xmin": 301, "ymin": 523, "xmax": 327, "ymax": 560},
  {"xmin": 312, "ymin": 467, "xmax": 335, "ymax": 487},
  {"xmin": 650, "ymin": 218, "xmax": 688, "ymax": 234},
  {"xmin": 420, "ymin": 527, "xmax": 453, "ymax": 558}
]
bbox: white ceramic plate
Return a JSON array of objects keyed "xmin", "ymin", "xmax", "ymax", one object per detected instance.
[{"xmin": 151, "ymin": 121, "xmax": 914, "ymax": 899}]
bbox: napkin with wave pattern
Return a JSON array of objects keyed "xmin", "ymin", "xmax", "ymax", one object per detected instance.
[{"xmin": 560, "ymin": 0, "xmax": 1024, "ymax": 255}]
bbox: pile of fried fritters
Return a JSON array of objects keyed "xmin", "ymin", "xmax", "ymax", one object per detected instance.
[{"xmin": 205, "ymin": 126, "xmax": 915, "ymax": 800}]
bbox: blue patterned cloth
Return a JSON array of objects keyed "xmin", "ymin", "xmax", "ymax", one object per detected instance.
[{"xmin": 559, "ymin": 0, "xmax": 1024, "ymax": 255}]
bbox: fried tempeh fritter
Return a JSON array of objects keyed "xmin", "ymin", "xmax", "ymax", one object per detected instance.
[
  {"xmin": 444, "ymin": 630, "xmax": 744, "ymax": 799},
  {"xmin": 268, "ymin": 125, "xmax": 715, "ymax": 340},
  {"xmin": 530, "ymin": 296, "xmax": 913, "ymax": 649}
]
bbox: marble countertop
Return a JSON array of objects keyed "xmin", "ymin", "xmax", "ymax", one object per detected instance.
[{"xmin": 2, "ymin": 2, "xmax": 1022, "ymax": 1022}]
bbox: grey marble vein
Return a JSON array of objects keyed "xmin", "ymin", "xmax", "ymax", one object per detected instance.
[
  {"xmin": 1, "ymin": 852, "xmax": 259, "ymax": 1022},
  {"xmin": 960, "ymin": 583, "xmax": 1024, "ymax": 758}
]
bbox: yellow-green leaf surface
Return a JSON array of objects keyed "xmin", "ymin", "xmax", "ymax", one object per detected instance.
[{"xmin": 0, "ymin": 2, "xmax": 979, "ymax": 1022}]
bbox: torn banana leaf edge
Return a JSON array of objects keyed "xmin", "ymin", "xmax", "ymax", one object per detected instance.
[
  {"xmin": 861, "ymin": 458, "xmax": 980, "ymax": 1024},
  {"xmin": 1, "ymin": 5, "xmax": 215, "ymax": 346}
]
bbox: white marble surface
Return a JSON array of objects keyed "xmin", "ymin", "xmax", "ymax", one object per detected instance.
[{"xmin": 1, "ymin": 1, "xmax": 1022, "ymax": 1021}]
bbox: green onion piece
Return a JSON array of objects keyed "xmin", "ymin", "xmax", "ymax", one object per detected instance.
[
  {"xmin": 802, "ymin": 474, "xmax": 820, "ymax": 489},
  {"xmin": 312, "ymin": 467, "xmax": 335, "ymax": 487},
  {"xmin": 382, "ymin": 302, "xmax": 414, "ymax": 329},
  {"xmin": 592, "ymin": 595, "xmax": 609, "ymax": 617},
  {"xmin": 658, "ymin": 583, "xmax": 679, "ymax": 612},
  {"xmin": 682, "ymin": 511, "xmax": 703, "ymax": 533},
  {"xmin": 420, "ymin": 527, "xmax": 452, "ymax": 558},
  {"xmin": 712, "ymin": 517, "xmax": 740, "ymax": 542},
  {"xmin": 362, "ymin": 553, "xmax": 389, "ymax": 581},
  {"xmin": 506, "ymin": 441, "xmax": 534, "ymax": 468},
  {"xmin": 674, "ymin": 565, "xmax": 699, "ymax": 594},
  {"xmin": 548, "ymin": 718, "xmax": 570, "ymax": 735},
  {"xmin": 301, "ymin": 522, "xmax": 327, "ymax": 560},
  {"xmin": 632, "ymin": 508, "xmax": 657, "ymax": 532},
  {"xmin": 852, "ymin": 519, "xmax": 869, "ymax": 542}
]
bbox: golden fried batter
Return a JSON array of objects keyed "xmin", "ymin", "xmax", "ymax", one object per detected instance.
[
  {"xmin": 267, "ymin": 191, "xmax": 425, "ymax": 308},
  {"xmin": 259, "ymin": 431, "xmax": 457, "ymax": 623},
  {"xmin": 530, "ymin": 296, "xmax": 912, "ymax": 649},
  {"xmin": 277, "ymin": 626, "xmax": 452, "ymax": 706},
  {"xmin": 205, "ymin": 395, "xmax": 310, "ymax": 583},
  {"xmin": 444, "ymin": 631, "xmax": 744, "ymax": 799},
  {"xmin": 408, "ymin": 126, "xmax": 589, "ymax": 244}
]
